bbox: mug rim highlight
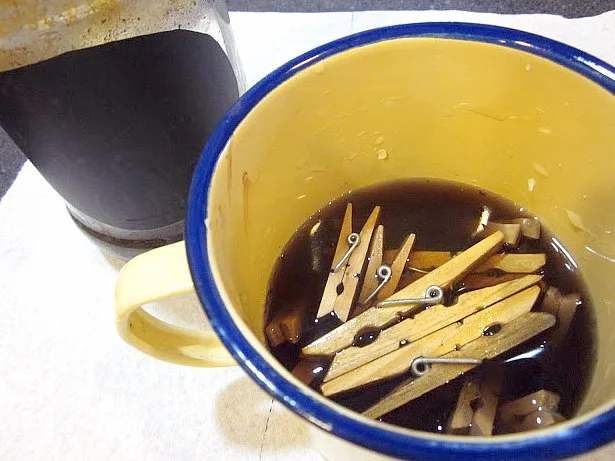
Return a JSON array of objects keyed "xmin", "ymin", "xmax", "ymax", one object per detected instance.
[{"xmin": 186, "ymin": 22, "xmax": 615, "ymax": 460}]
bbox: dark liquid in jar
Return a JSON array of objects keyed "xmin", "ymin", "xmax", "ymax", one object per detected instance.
[
  {"xmin": 264, "ymin": 179, "xmax": 596, "ymax": 434},
  {"xmin": 0, "ymin": 30, "xmax": 239, "ymax": 256}
]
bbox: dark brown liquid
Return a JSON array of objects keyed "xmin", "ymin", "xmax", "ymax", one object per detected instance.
[
  {"xmin": 0, "ymin": 30, "xmax": 238, "ymax": 250},
  {"xmin": 264, "ymin": 179, "xmax": 597, "ymax": 434}
]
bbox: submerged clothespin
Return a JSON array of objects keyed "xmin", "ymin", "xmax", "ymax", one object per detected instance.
[
  {"xmin": 447, "ymin": 368, "xmax": 503, "ymax": 436},
  {"xmin": 291, "ymin": 358, "xmax": 326, "ymax": 387},
  {"xmin": 497, "ymin": 389, "xmax": 561, "ymax": 428},
  {"xmin": 446, "ymin": 376, "xmax": 482, "ymax": 435},
  {"xmin": 378, "ymin": 234, "xmax": 416, "ymax": 300},
  {"xmin": 362, "ymin": 312, "xmax": 556, "ymax": 419},
  {"xmin": 383, "ymin": 251, "xmax": 546, "ymax": 275},
  {"xmin": 356, "ymin": 225, "xmax": 385, "ymax": 306},
  {"xmin": 303, "ymin": 231, "xmax": 505, "ymax": 356},
  {"xmin": 482, "ymin": 222, "xmax": 522, "ymax": 246},
  {"xmin": 323, "ymin": 275, "xmax": 542, "ymax": 382},
  {"xmin": 498, "ymin": 389, "xmax": 564, "ymax": 433},
  {"xmin": 357, "ymin": 229, "xmax": 416, "ymax": 309},
  {"xmin": 538, "ymin": 286, "xmax": 581, "ymax": 344},
  {"xmin": 315, "ymin": 204, "xmax": 381, "ymax": 322},
  {"xmin": 512, "ymin": 217, "xmax": 541, "ymax": 240},
  {"xmin": 507, "ymin": 410, "xmax": 565, "ymax": 433},
  {"xmin": 321, "ymin": 285, "xmax": 541, "ymax": 396},
  {"xmin": 457, "ymin": 272, "xmax": 527, "ymax": 292},
  {"xmin": 468, "ymin": 371, "xmax": 502, "ymax": 436},
  {"xmin": 265, "ymin": 304, "xmax": 307, "ymax": 347}
]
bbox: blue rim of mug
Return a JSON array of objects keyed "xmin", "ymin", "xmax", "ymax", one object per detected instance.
[{"xmin": 186, "ymin": 22, "xmax": 615, "ymax": 461}]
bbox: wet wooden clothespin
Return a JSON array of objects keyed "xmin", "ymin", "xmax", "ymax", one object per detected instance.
[
  {"xmin": 482, "ymin": 217, "xmax": 542, "ymax": 245},
  {"xmin": 507, "ymin": 411, "xmax": 565, "ymax": 433},
  {"xmin": 447, "ymin": 369, "xmax": 502, "ymax": 436},
  {"xmin": 377, "ymin": 235, "xmax": 416, "ymax": 300},
  {"xmin": 474, "ymin": 252, "xmax": 545, "ymax": 274},
  {"xmin": 356, "ymin": 229, "xmax": 416, "ymax": 308},
  {"xmin": 323, "ymin": 274, "xmax": 542, "ymax": 382},
  {"xmin": 447, "ymin": 376, "xmax": 482, "ymax": 435},
  {"xmin": 457, "ymin": 272, "xmax": 528, "ymax": 292},
  {"xmin": 265, "ymin": 304, "xmax": 307, "ymax": 347},
  {"xmin": 512, "ymin": 217, "xmax": 541, "ymax": 240},
  {"xmin": 356, "ymin": 224, "xmax": 385, "ymax": 306},
  {"xmin": 395, "ymin": 251, "xmax": 546, "ymax": 291},
  {"xmin": 538, "ymin": 286, "xmax": 581, "ymax": 343},
  {"xmin": 291, "ymin": 358, "xmax": 326, "ymax": 387},
  {"xmin": 497, "ymin": 389, "xmax": 561, "ymax": 429},
  {"xmin": 483, "ymin": 222, "xmax": 522, "ymax": 246},
  {"xmin": 315, "ymin": 204, "xmax": 381, "ymax": 322},
  {"xmin": 321, "ymin": 285, "xmax": 541, "ymax": 396},
  {"xmin": 498, "ymin": 389, "xmax": 564, "ymax": 433},
  {"xmin": 303, "ymin": 231, "xmax": 505, "ymax": 356},
  {"xmin": 385, "ymin": 250, "xmax": 546, "ymax": 275},
  {"xmin": 467, "ymin": 370, "xmax": 502, "ymax": 436},
  {"xmin": 362, "ymin": 312, "xmax": 556, "ymax": 419}
]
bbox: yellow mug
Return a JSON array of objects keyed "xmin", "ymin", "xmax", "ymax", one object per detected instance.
[{"xmin": 115, "ymin": 23, "xmax": 615, "ymax": 460}]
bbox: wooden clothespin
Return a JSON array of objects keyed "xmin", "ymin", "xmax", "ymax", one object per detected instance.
[
  {"xmin": 483, "ymin": 222, "xmax": 522, "ymax": 246},
  {"xmin": 321, "ymin": 285, "xmax": 540, "ymax": 396},
  {"xmin": 467, "ymin": 370, "xmax": 502, "ymax": 436},
  {"xmin": 538, "ymin": 286, "xmax": 581, "ymax": 343},
  {"xmin": 323, "ymin": 274, "xmax": 542, "ymax": 382},
  {"xmin": 357, "ymin": 225, "xmax": 384, "ymax": 305},
  {"xmin": 378, "ymin": 234, "xmax": 416, "ymax": 300},
  {"xmin": 303, "ymin": 231, "xmax": 505, "ymax": 356},
  {"xmin": 362, "ymin": 312, "xmax": 556, "ymax": 419},
  {"xmin": 382, "ymin": 249, "xmax": 452, "ymax": 273},
  {"xmin": 498, "ymin": 389, "xmax": 560, "ymax": 428},
  {"xmin": 512, "ymin": 217, "xmax": 541, "ymax": 240},
  {"xmin": 291, "ymin": 358, "xmax": 326, "ymax": 386},
  {"xmin": 383, "ymin": 250, "xmax": 545, "ymax": 276},
  {"xmin": 446, "ymin": 376, "xmax": 482, "ymax": 435},
  {"xmin": 481, "ymin": 217, "xmax": 541, "ymax": 245},
  {"xmin": 424, "ymin": 251, "xmax": 546, "ymax": 274},
  {"xmin": 457, "ymin": 272, "xmax": 527, "ymax": 292},
  {"xmin": 315, "ymin": 204, "xmax": 380, "ymax": 322},
  {"xmin": 508, "ymin": 411, "xmax": 565, "ymax": 433},
  {"xmin": 354, "ymin": 227, "xmax": 415, "ymax": 317},
  {"xmin": 499, "ymin": 389, "xmax": 564, "ymax": 433},
  {"xmin": 474, "ymin": 253, "xmax": 546, "ymax": 274},
  {"xmin": 447, "ymin": 369, "xmax": 502, "ymax": 436},
  {"xmin": 265, "ymin": 304, "xmax": 307, "ymax": 347},
  {"xmin": 395, "ymin": 252, "xmax": 546, "ymax": 289}
]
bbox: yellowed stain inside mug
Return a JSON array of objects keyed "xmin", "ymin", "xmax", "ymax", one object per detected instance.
[{"xmin": 207, "ymin": 37, "xmax": 615, "ymax": 420}]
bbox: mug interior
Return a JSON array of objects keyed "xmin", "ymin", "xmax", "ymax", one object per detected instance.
[{"xmin": 190, "ymin": 24, "xmax": 615, "ymax": 459}]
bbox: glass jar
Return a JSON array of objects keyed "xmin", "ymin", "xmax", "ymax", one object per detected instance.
[{"xmin": 0, "ymin": 0, "xmax": 244, "ymax": 259}]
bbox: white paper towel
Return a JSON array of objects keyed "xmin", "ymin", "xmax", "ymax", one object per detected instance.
[
  {"xmin": 1, "ymin": 10, "xmax": 614, "ymax": 461},
  {"xmin": 231, "ymin": 11, "xmax": 615, "ymax": 87}
]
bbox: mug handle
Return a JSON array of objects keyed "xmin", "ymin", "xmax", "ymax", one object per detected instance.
[{"xmin": 115, "ymin": 241, "xmax": 236, "ymax": 367}]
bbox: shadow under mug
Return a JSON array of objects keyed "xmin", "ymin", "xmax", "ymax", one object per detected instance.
[{"xmin": 115, "ymin": 23, "xmax": 615, "ymax": 460}]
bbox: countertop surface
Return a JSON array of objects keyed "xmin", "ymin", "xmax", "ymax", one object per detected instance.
[
  {"xmin": 2, "ymin": 9, "xmax": 615, "ymax": 461},
  {"xmin": 227, "ymin": 0, "xmax": 615, "ymax": 16}
]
